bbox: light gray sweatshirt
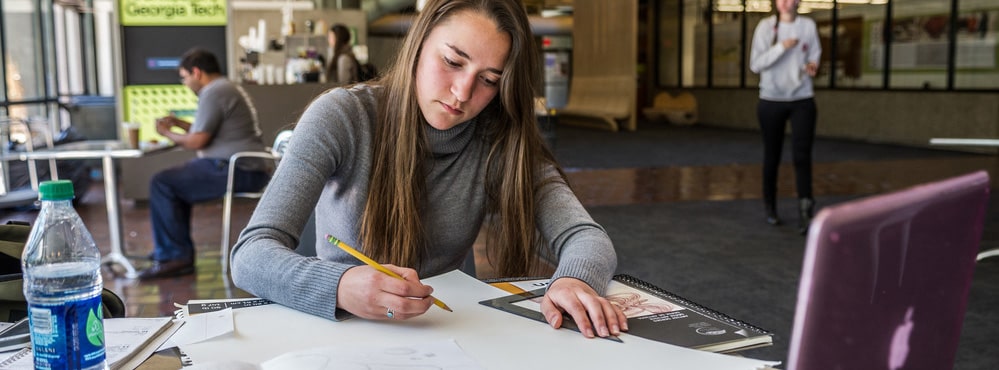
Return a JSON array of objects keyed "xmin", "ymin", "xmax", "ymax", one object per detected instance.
[
  {"xmin": 750, "ymin": 15, "xmax": 822, "ymax": 102},
  {"xmin": 230, "ymin": 85, "xmax": 617, "ymax": 321}
]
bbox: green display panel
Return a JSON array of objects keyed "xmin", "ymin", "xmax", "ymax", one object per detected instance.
[
  {"xmin": 119, "ymin": 0, "xmax": 227, "ymax": 26},
  {"xmin": 122, "ymin": 85, "xmax": 198, "ymax": 143}
]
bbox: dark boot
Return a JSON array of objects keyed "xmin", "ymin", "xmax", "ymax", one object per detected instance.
[
  {"xmin": 766, "ymin": 201, "xmax": 781, "ymax": 226},
  {"xmin": 798, "ymin": 198, "xmax": 815, "ymax": 235}
]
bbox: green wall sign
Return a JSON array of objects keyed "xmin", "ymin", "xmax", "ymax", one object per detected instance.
[{"xmin": 120, "ymin": 0, "xmax": 227, "ymax": 26}]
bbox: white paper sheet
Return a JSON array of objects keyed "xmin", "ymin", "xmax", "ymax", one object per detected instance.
[
  {"xmin": 0, "ymin": 317, "xmax": 176, "ymax": 370},
  {"xmin": 185, "ymin": 339, "xmax": 482, "ymax": 370},
  {"xmin": 179, "ymin": 270, "xmax": 779, "ymax": 369},
  {"xmin": 161, "ymin": 307, "xmax": 234, "ymax": 349}
]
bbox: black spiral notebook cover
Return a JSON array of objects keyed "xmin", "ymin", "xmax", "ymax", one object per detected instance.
[
  {"xmin": 481, "ymin": 274, "xmax": 773, "ymax": 353},
  {"xmin": 613, "ymin": 274, "xmax": 772, "ymax": 336}
]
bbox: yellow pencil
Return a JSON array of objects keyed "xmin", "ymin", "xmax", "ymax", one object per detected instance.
[{"xmin": 326, "ymin": 234, "xmax": 453, "ymax": 312}]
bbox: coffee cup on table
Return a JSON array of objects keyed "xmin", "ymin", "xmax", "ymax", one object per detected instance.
[{"xmin": 123, "ymin": 122, "xmax": 141, "ymax": 149}]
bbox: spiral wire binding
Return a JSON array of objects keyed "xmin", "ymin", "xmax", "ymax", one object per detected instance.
[
  {"xmin": 614, "ymin": 274, "xmax": 772, "ymax": 335},
  {"xmin": 0, "ymin": 347, "xmax": 31, "ymax": 366}
]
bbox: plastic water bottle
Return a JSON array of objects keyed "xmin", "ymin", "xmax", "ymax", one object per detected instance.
[{"xmin": 22, "ymin": 180, "xmax": 107, "ymax": 370}]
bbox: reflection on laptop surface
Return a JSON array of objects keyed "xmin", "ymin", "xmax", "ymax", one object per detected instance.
[{"xmin": 788, "ymin": 171, "xmax": 989, "ymax": 370}]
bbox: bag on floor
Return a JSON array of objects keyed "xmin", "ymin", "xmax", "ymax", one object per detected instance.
[{"xmin": 0, "ymin": 221, "xmax": 125, "ymax": 321}]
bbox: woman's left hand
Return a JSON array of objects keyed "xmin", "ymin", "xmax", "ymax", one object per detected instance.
[
  {"xmin": 539, "ymin": 277, "xmax": 628, "ymax": 339},
  {"xmin": 805, "ymin": 62, "xmax": 819, "ymax": 77}
]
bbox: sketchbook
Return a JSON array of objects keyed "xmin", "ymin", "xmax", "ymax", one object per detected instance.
[{"xmin": 481, "ymin": 274, "xmax": 773, "ymax": 353}]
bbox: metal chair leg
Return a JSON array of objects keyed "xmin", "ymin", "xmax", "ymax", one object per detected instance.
[{"xmin": 221, "ymin": 190, "xmax": 233, "ymax": 274}]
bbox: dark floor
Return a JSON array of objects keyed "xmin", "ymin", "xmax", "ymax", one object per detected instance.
[{"xmin": 2, "ymin": 121, "xmax": 997, "ymax": 369}]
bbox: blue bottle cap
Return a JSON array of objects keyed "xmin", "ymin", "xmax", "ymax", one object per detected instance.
[{"xmin": 38, "ymin": 180, "xmax": 75, "ymax": 201}]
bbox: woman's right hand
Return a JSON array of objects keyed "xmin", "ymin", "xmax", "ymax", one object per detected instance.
[
  {"xmin": 783, "ymin": 38, "xmax": 799, "ymax": 49},
  {"xmin": 336, "ymin": 264, "xmax": 435, "ymax": 320}
]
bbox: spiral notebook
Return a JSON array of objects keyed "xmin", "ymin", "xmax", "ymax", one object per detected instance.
[{"xmin": 481, "ymin": 274, "xmax": 773, "ymax": 353}]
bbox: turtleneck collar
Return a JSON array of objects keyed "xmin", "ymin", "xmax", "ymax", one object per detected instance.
[{"xmin": 425, "ymin": 119, "xmax": 476, "ymax": 155}]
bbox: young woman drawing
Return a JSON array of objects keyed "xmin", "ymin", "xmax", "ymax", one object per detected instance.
[{"xmin": 231, "ymin": 0, "xmax": 627, "ymax": 340}]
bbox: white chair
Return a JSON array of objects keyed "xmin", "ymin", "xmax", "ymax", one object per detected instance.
[
  {"xmin": 1, "ymin": 117, "xmax": 57, "ymax": 209},
  {"xmin": 220, "ymin": 130, "xmax": 293, "ymax": 273}
]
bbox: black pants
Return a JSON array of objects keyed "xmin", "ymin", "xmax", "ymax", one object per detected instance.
[{"xmin": 757, "ymin": 98, "xmax": 817, "ymax": 205}]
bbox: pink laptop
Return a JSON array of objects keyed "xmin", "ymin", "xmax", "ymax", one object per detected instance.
[{"xmin": 787, "ymin": 170, "xmax": 990, "ymax": 370}]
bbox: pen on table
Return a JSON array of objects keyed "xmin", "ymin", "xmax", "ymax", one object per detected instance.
[{"xmin": 325, "ymin": 234, "xmax": 453, "ymax": 312}]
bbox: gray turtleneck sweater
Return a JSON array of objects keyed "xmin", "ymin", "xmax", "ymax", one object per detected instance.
[{"xmin": 230, "ymin": 85, "xmax": 617, "ymax": 321}]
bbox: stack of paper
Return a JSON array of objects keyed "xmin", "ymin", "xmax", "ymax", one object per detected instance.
[{"xmin": 0, "ymin": 317, "xmax": 181, "ymax": 370}]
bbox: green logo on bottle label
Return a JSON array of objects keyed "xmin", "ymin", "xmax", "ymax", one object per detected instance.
[{"xmin": 86, "ymin": 305, "xmax": 104, "ymax": 347}]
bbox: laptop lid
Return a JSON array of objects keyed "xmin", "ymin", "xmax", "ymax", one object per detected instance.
[{"xmin": 787, "ymin": 170, "xmax": 990, "ymax": 370}]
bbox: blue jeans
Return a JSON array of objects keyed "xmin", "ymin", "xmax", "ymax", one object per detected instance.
[{"xmin": 149, "ymin": 158, "xmax": 270, "ymax": 262}]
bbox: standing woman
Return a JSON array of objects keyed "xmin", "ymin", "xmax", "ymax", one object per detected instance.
[
  {"xmin": 749, "ymin": 0, "xmax": 821, "ymax": 234},
  {"xmin": 325, "ymin": 23, "xmax": 359, "ymax": 84},
  {"xmin": 231, "ymin": 0, "xmax": 626, "ymax": 340}
]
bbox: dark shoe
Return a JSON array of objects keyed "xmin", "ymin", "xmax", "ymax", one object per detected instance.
[
  {"xmin": 138, "ymin": 259, "xmax": 195, "ymax": 280},
  {"xmin": 798, "ymin": 198, "xmax": 815, "ymax": 235},
  {"xmin": 765, "ymin": 202, "xmax": 781, "ymax": 226}
]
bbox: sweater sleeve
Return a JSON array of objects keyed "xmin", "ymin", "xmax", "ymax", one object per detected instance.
[
  {"xmin": 749, "ymin": 17, "xmax": 788, "ymax": 74},
  {"xmin": 230, "ymin": 88, "xmax": 367, "ymax": 321},
  {"xmin": 805, "ymin": 18, "xmax": 822, "ymax": 65},
  {"xmin": 536, "ymin": 165, "xmax": 617, "ymax": 295}
]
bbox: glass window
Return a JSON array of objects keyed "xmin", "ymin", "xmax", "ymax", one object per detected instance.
[
  {"xmin": 712, "ymin": 2, "xmax": 743, "ymax": 87},
  {"xmin": 829, "ymin": 1, "xmax": 888, "ymax": 89},
  {"xmin": 685, "ymin": 0, "xmax": 710, "ymax": 86},
  {"xmin": 887, "ymin": 0, "xmax": 950, "ymax": 89},
  {"xmin": 804, "ymin": 4, "xmax": 833, "ymax": 88},
  {"xmin": 744, "ymin": 8, "xmax": 769, "ymax": 89},
  {"xmin": 954, "ymin": 1, "xmax": 999, "ymax": 89},
  {"xmin": 658, "ymin": 0, "xmax": 681, "ymax": 86},
  {"xmin": 55, "ymin": 3, "xmax": 88, "ymax": 96},
  {"xmin": 3, "ymin": 0, "xmax": 56, "ymax": 119},
  {"xmin": 4, "ymin": 0, "xmax": 45, "ymax": 114}
]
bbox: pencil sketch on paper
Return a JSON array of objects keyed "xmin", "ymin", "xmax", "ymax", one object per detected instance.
[
  {"xmin": 256, "ymin": 339, "xmax": 484, "ymax": 370},
  {"xmin": 607, "ymin": 292, "xmax": 676, "ymax": 318},
  {"xmin": 509, "ymin": 282, "xmax": 681, "ymax": 319}
]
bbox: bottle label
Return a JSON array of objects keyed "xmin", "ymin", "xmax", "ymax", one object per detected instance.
[{"xmin": 28, "ymin": 294, "xmax": 105, "ymax": 369}]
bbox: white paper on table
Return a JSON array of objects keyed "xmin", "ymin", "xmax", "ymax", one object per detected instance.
[
  {"xmin": 179, "ymin": 270, "xmax": 779, "ymax": 369},
  {"xmin": 104, "ymin": 317, "xmax": 174, "ymax": 366},
  {"xmin": 161, "ymin": 307, "xmax": 234, "ymax": 349},
  {"xmin": 184, "ymin": 339, "xmax": 482, "ymax": 370},
  {"xmin": 0, "ymin": 317, "xmax": 177, "ymax": 370}
]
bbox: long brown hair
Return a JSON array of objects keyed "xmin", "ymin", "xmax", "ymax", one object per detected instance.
[{"xmin": 361, "ymin": 0, "xmax": 559, "ymax": 277}]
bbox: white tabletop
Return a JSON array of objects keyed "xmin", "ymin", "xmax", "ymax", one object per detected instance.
[{"xmin": 178, "ymin": 271, "xmax": 778, "ymax": 369}]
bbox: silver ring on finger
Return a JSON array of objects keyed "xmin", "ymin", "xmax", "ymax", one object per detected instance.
[{"xmin": 386, "ymin": 308, "xmax": 395, "ymax": 319}]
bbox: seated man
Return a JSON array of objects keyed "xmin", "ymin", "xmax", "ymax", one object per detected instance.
[{"xmin": 139, "ymin": 48, "xmax": 271, "ymax": 279}]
